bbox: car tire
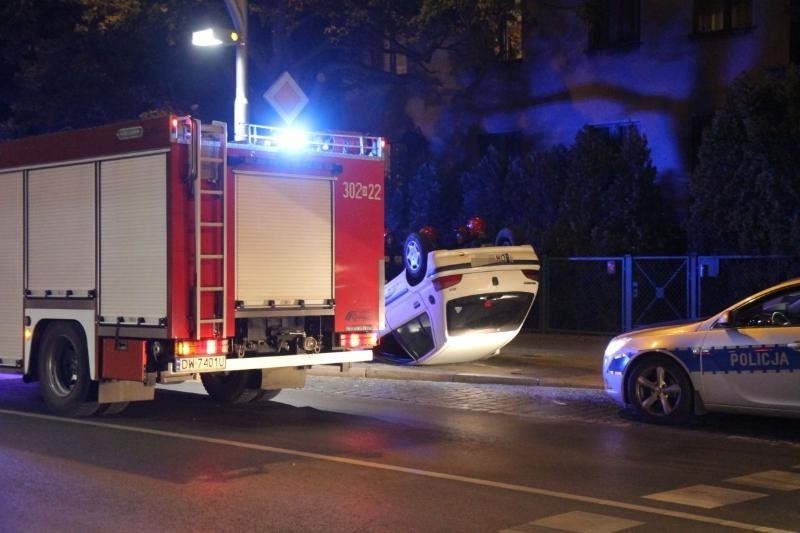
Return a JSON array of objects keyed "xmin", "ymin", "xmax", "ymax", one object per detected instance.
[
  {"xmin": 38, "ymin": 321, "xmax": 99, "ymax": 417},
  {"xmin": 626, "ymin": 354, "xmax": 692, "ymax": 424},
  {"xmin": 403, "ymin": 232, "xmax": 430, "ymax": 286},
  {"xmin": 494, "ymin": 227, "xmax": 518, "ymax": 247}
]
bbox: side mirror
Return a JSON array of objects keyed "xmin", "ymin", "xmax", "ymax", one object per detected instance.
[{"xmin": 715, "ymin": 311, "xmax": 733, "ymax": 328}]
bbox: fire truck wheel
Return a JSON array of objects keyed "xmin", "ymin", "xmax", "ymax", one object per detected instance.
[
  {"xmin": 259, "ymin": 389, "xmax": 281, "ymax": 401},
  {"xmin": 494, "ymin": 227, "xmax": 518, "ymax": 247},
  {"xmin": 403, "ymin": 232, "xmax": 430, "ymax": 286},
  {"xmin": 38, "ymin": 322, "xmax": 99, "ymax": 417},
  {"xmin": 97, "ymin": 402, "xmax": 129, "ymax": 415},
  {"xmin": 201, "ymin": 369, "xmax": 264, "ymax": 403}
]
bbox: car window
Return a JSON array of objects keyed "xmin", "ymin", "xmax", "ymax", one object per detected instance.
[
  {"xmin": 734, "ymin": 287, "xmax": 800, "ymax": 328},
  {"xmin": 446, "ymin": 292, "xmax": 534, "ymax": 336},
  {"xmin": 392, "ymin": 313, "xmax": 435, "ymax": 359}
]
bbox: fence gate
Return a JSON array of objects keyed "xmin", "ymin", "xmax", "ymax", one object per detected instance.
[
  {"xmin": 628, "ymin": 256, "xmax": 694, "ymax": 330},
  {"xmin": 533, "ymin": 255, "xmax": 800, "ymax": 334}
]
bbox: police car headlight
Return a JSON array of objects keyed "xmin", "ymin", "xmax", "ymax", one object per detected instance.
[{"xmin": 604, "ymin": 337, "xmax": 631, "ymax": 359}]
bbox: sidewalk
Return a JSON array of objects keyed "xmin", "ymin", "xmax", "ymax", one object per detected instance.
[{"xmin": 309, "ymin": 332, "xmax": 612, "ymax": 389}]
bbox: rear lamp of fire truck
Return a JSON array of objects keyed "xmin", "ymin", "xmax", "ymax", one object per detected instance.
[
  {"xmin": 175, "ymin": 338, "xmax": 229, "ymax": 356},
  {"xmin": 339, "ymin": 332, "xmax": 378, "ymax": 349}
]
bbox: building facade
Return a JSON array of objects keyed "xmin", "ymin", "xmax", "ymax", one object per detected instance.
[{"xmin": 402, "ymin": 0, "xmax": 798, "ymax": 209}]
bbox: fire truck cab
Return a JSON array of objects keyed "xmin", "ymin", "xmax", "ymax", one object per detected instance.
[{"xmin": 0, "ymin": 116, "xmax": 386, "ymax": 416}]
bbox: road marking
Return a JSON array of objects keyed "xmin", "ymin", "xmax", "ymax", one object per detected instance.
[
  {"xmin": 727, "ymin": 470, "xmax": 800, "ymax": 491},
  {"xmin": 0, "ymin": 408, "xmax": 793, "ymax": 533},
  {"xmin": 644, "ymin": 484, "xmax": 766, "ymax": 509},
  {"xmin": 504, "ymin": 511, "xmax": 644, "ymax": 532}
]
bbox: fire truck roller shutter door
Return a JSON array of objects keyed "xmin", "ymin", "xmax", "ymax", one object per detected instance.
[
  {"xmin": 28, "ymin": 164, "xmax": 95, "ymax": 297},
  {"xmin": 99, "ymin": 155, "xmax": 167, "ymax": 325},
  {"xmin": 235, "ymin": 172, "xmax": 334, "ymax": 307},
  {"xmin": 0, "ymin": 171, "xmax": 22, "ymax": 367}
]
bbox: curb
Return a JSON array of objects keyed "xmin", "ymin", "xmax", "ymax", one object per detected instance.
[{"xmin": 308, "ymin": 362, "xmax": 604, "ymax": 389}]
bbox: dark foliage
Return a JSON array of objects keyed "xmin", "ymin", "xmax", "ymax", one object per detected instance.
[
  {"xmin": 553, "ymin": 127, "xmax": 673, "ymax": 255},
  {"xmin": 388, "ymin": 124, "xmax": 677, "ymax": 256},
  {"xmin": 688, "ymin": 66, "xmax": 800, "ymax": 254}
]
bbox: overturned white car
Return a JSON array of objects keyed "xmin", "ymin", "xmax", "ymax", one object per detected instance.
[{"xmin": 377, "ymin": 235, "xmax": 540, "ymax": 365}]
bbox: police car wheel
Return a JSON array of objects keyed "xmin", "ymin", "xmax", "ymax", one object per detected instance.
[{"xmin": 626, "ymin": 355, "xmax": 692, "ymax": 424}]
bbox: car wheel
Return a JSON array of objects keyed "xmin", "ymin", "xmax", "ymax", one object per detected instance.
[
  {"xmin": 403, "ymin": 232, "xmax": 430, "ymax": 286},
  {"xmin": 201, "ymin": 369, "xmax": 263, "ymax": 403},
  {"xmin": 494, "ymin": 227, "xmax": 518, "ymax": 247},
  {"xmin": 38, "ymin": 322, "xmax": 99, "ymax": 417},
  {"xmin": 626, "ymin": 355, "xmax": 692, "ymax": 424}
]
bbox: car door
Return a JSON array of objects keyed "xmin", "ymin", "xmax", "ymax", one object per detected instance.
[
  {"xmin": 699, "ymin": 286, "xmax": 800, "ymax": 410},
  {"xmin": 382, "ymin": 275, "xmax": 437, "ymax": 361}
]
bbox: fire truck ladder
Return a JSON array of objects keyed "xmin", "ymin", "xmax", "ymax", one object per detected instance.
[{"xmin": 195, "ymin": 121, "xmax": 228, "ymax": 340}]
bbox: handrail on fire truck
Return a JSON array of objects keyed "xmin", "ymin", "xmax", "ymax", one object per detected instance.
[{"xmin": 245, "ymin": 123, "xmax": 384, "ymax": 158}]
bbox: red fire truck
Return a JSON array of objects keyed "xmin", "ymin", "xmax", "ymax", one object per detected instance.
[{"xmin": 0, "ymin": 116, "xmax": 386, "ymax": 415}]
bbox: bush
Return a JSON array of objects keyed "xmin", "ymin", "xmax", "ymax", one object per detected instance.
[
  {"xmin": 552, "ymin": 127, "xmax": 670, "ymax": 255},
  {"xmin": 458, "ymin": 145, "xmax": 506, "ymax": 231},
  {"xmin": 502, "ymin": 145, "xmax": 569, "ymax": 253},
  {"xmin": 689, "ymin": 66, "xmax": 800, "ymax": 254},
  {"xmin": 407, "ymin": 161, "xmax": 448, "ymax": 232}
]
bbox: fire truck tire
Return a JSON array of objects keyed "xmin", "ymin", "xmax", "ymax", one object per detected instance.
[
  {"xmin": 38, "ymin": 322, "xmax": 99, "ymax": 417},
  {"xmin": 403, "ymin": 232, "xmax": 430, "ymax": 286},
  {"xmin": 259, "ymin": 389, "xmax": 281, "ymax": 401},
  {"xmin": 97, "ymin": 402, "xmax": 129, "ymax": 415},
  {"xmin": 201, "ymin": 369, "xmax": 263, "ymax": 403},
  {"xmin": 494, "ymin": 227, "xmax": 518, "ymax": 247}
]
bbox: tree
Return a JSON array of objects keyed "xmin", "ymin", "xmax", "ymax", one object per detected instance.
[
  {"xmin": 458, "ymin": 145, "xmax": 506, "ymax": 231},
  {"xmin": 688, "ymin": 66, "xmax": 800, "ymax": 254},
  {"xmin": 502, "ymin": 144, "xmax": 569, "ymax": 254},
  {"xmin": 406, "ymin": 161, "xmax": 447, "ymax": 234},
  {"xmin": 0, "ymin": 0, "xmax": 233, "ymax": 137},
  {"xmin": 552, "ymin": 127, "xmax": 671, "ymax": 255}
]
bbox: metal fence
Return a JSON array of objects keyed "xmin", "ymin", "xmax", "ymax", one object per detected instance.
[{"xmin": 528, "ymin": 255, "xmax": 800, "ymax": 335}]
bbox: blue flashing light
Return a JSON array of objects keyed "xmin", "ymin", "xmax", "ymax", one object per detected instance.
[{"xmin": 274, "ymin": 127, "xmax": 309, "ymax": 152}]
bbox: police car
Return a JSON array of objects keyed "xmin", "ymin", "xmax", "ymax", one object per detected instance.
[
  {"xmin": 603, "ymin": 278, "xmax": 800, "ymax": 423},
  {"xmin": 377, "ymin": 236, "xmax": 540, "ymax": 365}
]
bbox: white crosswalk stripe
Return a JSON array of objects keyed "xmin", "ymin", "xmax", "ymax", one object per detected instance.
[
  {"xmin": 643, "ymin": 484, "xmax": 766, "ymax": 509},
  {"xmin": 503, "ymin": 511, "xmax": 644, "ymax": 533},
  {"xmin": 726, "ymin": 470, "xmax": 800, "ymax": 491}
]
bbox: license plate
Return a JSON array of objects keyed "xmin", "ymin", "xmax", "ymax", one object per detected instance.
[{"xmin": 174, "ymin": 355, "xmax": 227, "ymax": 373}]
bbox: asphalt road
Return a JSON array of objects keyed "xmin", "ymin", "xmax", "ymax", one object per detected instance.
[{"xmin": 1, "ymin": 373, "xmax": 799, "ymax": 532}]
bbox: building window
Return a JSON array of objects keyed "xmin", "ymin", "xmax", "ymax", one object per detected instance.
[
  {"xmin": 494, "ymin": 0, "xmax": 524, "ymax": 62},
  {"xmin": 382, "ymin": 38, "xmax": 408, "ymax": 75},
  {"xmin": 586, "ymin": 0, "xmax": 641, "ymax": 51},
  {"xmin": 588, "ymin": 121, "xmax": 641, "ymax": 142},
  {"xmin": 693, "ymin": 0, "xmax": 752, "ymax": 34}
]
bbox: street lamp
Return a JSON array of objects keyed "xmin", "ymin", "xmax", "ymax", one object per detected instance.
[{"xmin": 192, "ymin": 0, "xmax": 249, "ymax": 141}]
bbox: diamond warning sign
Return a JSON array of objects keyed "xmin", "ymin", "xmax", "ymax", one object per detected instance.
[{"xmin": 263, "ymin": 71, "xmax": 308, "ymax": 124}]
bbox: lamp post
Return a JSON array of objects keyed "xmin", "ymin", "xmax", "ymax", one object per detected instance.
[{"xmin": 192, "ymin": 0, "xmax": 249, "ymax": 141}]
